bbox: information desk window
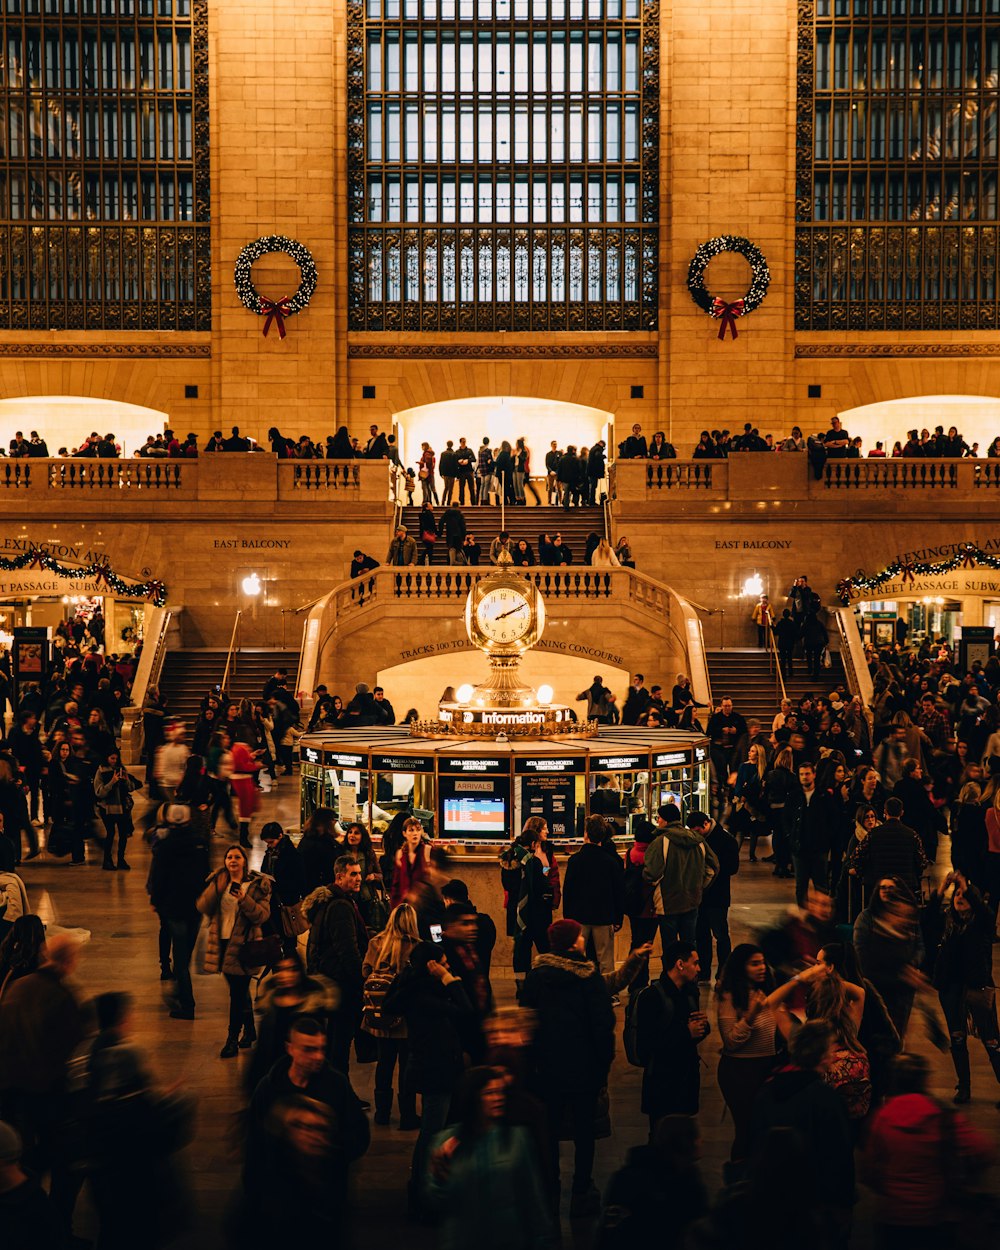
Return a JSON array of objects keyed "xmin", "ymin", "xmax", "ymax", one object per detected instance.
[
  {"xmin": 651, "ymin": 756, "xmax": 709, "ymax": 821},
  {"xmin": 514, "ymin": 755, "xmax": 587, "ymax": 841},
  {"xmin": 586, "ymin": 751, "xmax": 651, "ymax": 839},
  {"xmin": 372, "ymin": 753, "xmax": 437, "ymax": 838},
  {"xmin": 299, "ymin": 749, "xmax": 370, "ymax": 830}
]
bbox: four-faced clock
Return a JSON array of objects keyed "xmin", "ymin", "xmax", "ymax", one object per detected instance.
[{"xmin": 475, "ymin": 586, "xmax": 533, "ymax": 645}]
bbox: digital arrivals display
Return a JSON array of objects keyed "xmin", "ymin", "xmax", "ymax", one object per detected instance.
[{"xmin": 443, "ymin": 796, "xmax": 507, "ymax": 835}]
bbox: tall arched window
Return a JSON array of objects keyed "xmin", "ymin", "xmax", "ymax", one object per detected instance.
[
  {"xmin": 797, "ymin": 0, "xmax": 1000, "ymax": 330},
  {"xmin": 0, "ymin": 0, "xmax": 209, "ymax": 331},
  {"xmin": 347, "ymin": 0, "xmax": 658, "ymax": 332}
]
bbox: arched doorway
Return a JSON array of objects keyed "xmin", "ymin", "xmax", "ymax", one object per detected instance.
[
  {"xmin": 0, "ymin": 396, "xmax": 169, "ymax": 458},
  {"xmin": 392, "ymin": 395, "xmax": 614, "ymax": 471},
  {"xmin": 838, "ymin": 394, "xmax": 1000, "ymax": 455}
]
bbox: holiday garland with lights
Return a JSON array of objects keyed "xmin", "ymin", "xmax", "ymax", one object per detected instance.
[
  {"xmin": 0, "ymin": 550, "xmax": 167, "ymax": 605},
  {"xmin": 687, "ymin": 235, "xmax": 770, "ymax": 340},
  {"xmin": 837, "ymin": 543, "xmax": 993, "ymax": 604},
  {"xmin": 234, "ymin": 235, "xmax": 318, "ymax": 338}
]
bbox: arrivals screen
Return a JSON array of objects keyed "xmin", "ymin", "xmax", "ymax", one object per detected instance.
[{"xmin": 443, "ymin": 796, "xmax": 506, "ymax": 835}]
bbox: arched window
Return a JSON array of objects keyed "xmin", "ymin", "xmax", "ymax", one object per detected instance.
[
  {"xmin": 0, "ymin": 0, "xmax": 209, "ymax": 330},
  {"xmin": 347, "ymin": 0, "xmax": 658, "ymax": 331},
  {"xmin": 798, "ymin": 0, "xmax": 1000, "ymax": 330}
]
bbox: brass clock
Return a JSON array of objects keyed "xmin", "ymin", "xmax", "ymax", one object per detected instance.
[{"xmin": 465, "ymin": 562, "xmax": 545, "ymax": 655}]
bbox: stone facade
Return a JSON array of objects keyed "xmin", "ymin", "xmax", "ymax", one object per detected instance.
[{"xmin": 0, "ymin": 0, "xmax": 995, "ymax": 452}]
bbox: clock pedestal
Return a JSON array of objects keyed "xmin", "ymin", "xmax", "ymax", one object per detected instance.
[{"xmin": 470, "ymin": 652, "xmax": 535, "ymax": 709}]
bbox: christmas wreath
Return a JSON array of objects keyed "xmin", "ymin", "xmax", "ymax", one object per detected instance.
[
  {"xmin": 234, "ymin": 235, "xmax": 317, "ymax": 339},
  {"xmin": 686, "ymin": 235, "xmax": 770, "ymax": 340}
]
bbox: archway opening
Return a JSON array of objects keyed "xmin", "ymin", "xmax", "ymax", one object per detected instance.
[
  {"xmin": 0, "ymin": 396, "xmax": 169, "ymax": 458},
  {"xmin": 392, "ymin": 395, "xmax": 614, "ymax": 471},
  {"xmin": 838, "ymin": 394, "xmax": 1000, "ymax": 455}
]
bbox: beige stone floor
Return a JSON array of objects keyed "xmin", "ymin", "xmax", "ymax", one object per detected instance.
[{"xmin": 23, "ymin": 773, "xmax": 1000, "ymax": 1249}]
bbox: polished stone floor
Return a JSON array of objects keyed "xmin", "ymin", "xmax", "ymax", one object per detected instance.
[{"xmin": 20, "ymin": 772, "xmax": 1000, "ymax": 1249}]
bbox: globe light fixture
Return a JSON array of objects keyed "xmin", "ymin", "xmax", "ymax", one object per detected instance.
[
  {"xmin": 456, "ymin": 683, "xmax": 475, "ymax": 704},
  {"xmin": 242, "ymin": 572, "xmax": 262, "ymax": 596}
]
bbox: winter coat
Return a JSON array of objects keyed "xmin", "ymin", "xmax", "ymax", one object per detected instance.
[
  {"xmin": 700, "ymin": 824, "xmax": 739, "ymax": 909},
  {"xmin": 634, "ymin": 975, "xmax": 703, "ymax": 1116},
  {"xmin": 298, "ymin": 832, "xmax": 339, "ymax": 892},
  {"xmin": 391, "ymin": 842, "xmax": 429, "ymax": 907},
  {"xmin": 600, "ymin": 1145, "xmax": 708, "ymax": 1250},
  {"xmin": 426, "ymin": 1125, "xmax": 556, "ymax": 1250},
  {"xmin": 0, "ymin": 967, "xmax": 88, "ymax": 1094},
  {"xmin": 196, "ymin": 869, "xmax": 271, "ymax": 975},
  {"xmin": 562, "ymin": 841, "xmax": 624, "ymax": 926},
  {"xmin": 853, "ymin": 819, "xmax": 927, "ymax": 896},
  {"xmin": 750, "ymin": 1066, "xmax": 855, "ymax": 1210},
  {"xmin": 245, "ymin": 974, "xmax": 341, "ymax": 1092},
  {"xmin": 228, "ymin": 742, "xmax": 260, "ymax": 820},
  {"xmin": 642, "ymin": 826, "xmax": 719, "ymax": 915},
  {"xmin": 148, "ymin": 825, "xmax": 211, "ymax": 919},
  {"xmin": 928, "ymin": 890, "xmax": 995, "ymax": 991},
  {"xmin": 260, "ymin": 835, "xmax": 306, "ymax": 906},
  {"xmin": 500, "ymin": 845, "xmax": 554, "ymax": 938},
  {"xmin": 519, "ymin": 952, "xmax": 615, "ymax": 1095},
  {"xmin": 863, "ymin": 1093, "xmax": 993, "ymax": 1227},
  {"xmin": 93, "ymin": 765, "xmax": 142, "ymax": 816},
  {"xmin": 383, "ymin": 966, "xmax": 475, "ymax": 1093},
  {"xmin": 303, "ymin": 885, "xmax": 368, "ymax": 1000}
]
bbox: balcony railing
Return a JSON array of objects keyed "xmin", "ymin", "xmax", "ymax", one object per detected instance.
[{"xmin": 0, "ymin": 456, "xmax": 392, "ymax": 510}]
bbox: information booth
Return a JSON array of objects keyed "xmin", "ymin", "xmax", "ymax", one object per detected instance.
[{"xmin": 299, "ymin": 727, "xmax": 710, "ymax": 851}]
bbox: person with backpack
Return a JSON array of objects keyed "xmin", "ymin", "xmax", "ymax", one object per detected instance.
[
  {"xmin": 361, "ymin": 903, "xmax": 421, "ymax": 1128},
  {"xmin": 689, "ymin": 812, "xmax": 739, "ymax": 984},
  {"xmin": 500, "ymin": 818, "xmax": 558, "ymax": 998},
  {"xmin": 630, "ymin": 941, "xmax": 710, "ymax": 1131},
  {"xmin": 642, "ymin": 804, "xmax": 719, "ymax": 946}
]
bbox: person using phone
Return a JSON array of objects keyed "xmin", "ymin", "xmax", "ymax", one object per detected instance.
[
  {"xmin": 196, "ymin": 844, "xmax": 271, "ymax": 1058},
  {"xmin": 93, "ymin": 748, "xmax": 142, "ymax": 871}
]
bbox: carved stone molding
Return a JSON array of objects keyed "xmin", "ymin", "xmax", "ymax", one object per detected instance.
[
  {"xmin": 0, "ymin": 343, "xmax": 211, "ymax": 359},
  {"xmin": 795, "ymin": 344, "xmax": 1000, "ymax": 359},
  {"xmin": 348, "ymin": 343, "xmax": 658, "ymax": 360}
]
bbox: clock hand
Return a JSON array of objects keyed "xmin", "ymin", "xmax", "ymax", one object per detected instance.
[{"xmin": 495, "ymin": 606, "xmax": 526, "ymax": 619}]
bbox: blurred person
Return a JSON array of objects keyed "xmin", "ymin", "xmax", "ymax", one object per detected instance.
[
  {"xmin": 562, "ymin": 815, "xmax": 625, "ymax": 978},
  {"xmin": 441, "ymin": 902, "xmax": 492, "ymax": 1060},
  {"xmin": 0, "ymin": 1119, "xmax": 61, "ymax": 1250},
  {"xmin": 298, "ymin": 806, "xmax": 340, "ymax": 892},
  {"xmin": 196, "ymin": 844, "xmax": 272, "ymax": 1058},
  {"xmin": 519, "ymin": 918, "xmax": 615, "ymax": 1218},
  {"xmin": 927, "ymin": 871, "xmax": 1000, "ymax": 1104},
  {"xmin": 259, "ymin": 821, "xmax": 307, "ymax": 954},
  {"xmin": 245, "ymin": 951, "xmax": 339, "ymax": 1094},
  {"xmin": 361, "ymin": 903, "xmax": 421, "ymax": 1128},
  {"xmin": 426, "ymin": 1066, "xmax": 555, "ymax": 1250},
  {"xmin": 805, "ymin": 945, "xmax": 872, "ymax": 1124},
  {"xmin": 0, "ymin": 913, "xmax": 45, "ymax": 999},
  {"xmin": 863, "ymin": 1053, "xmax": 994, "ymax": 1250},
  {"xmin": 148, "ymin": 802, "xmax": 210, "ymax": 1020},
  {"xmin": 854, "ymin": 878, "xmax": 925, "ymax": 1041},
  {"xmin": 690, "ymin": 810, "xmax": 739, "ymax": 983},
  {"xmin": 500, "ymin": 819, "xmax": 557, "ymax": 996},
  {"xmin": 383, "ymin": 941, "xmax": 475, "ymax": 1217}
]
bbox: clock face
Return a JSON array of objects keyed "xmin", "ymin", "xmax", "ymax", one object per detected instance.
[{"xmin": 475, "ymin": 587, "xmax": 533, "ymax": 645}]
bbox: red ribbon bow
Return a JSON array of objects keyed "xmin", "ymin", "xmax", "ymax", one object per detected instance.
[
  {"xmin": 961, "ymin": 546, "xmax": 978, "ymax": 570},
  {"xmin": 28, "ymin": 550, "xmax": 46, "ymax": 570},
  {"xmin": 899, "ymin": 561, "xmax": 916, "ymax": 584},
  {"xmin": 711, "ymin": 297, "xmax": 745, "ymax": 340},
  {"xmin": 92, "ymin": 563, "xmax": 111, "ymax": 590},
  {"xmin": 260, "ymin": 296, "xmax": 293, "ymax": 340}
]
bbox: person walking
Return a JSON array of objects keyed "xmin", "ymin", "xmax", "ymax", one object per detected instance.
[
  {"xmin": 196, "ymin": 844, "xmax": 272, "ymax": 1058},
  {"xmin": 561, "ymin": 815, "xmax": 624, "ymax": 980},
  {"xmin": 93, "ymin": 749, "xmax": 142, "ymax": 871},
  {"xmin": 519, "ymin": 918, "xmax": 615, "ymax": 1218},
  {"xmin": 362, "ymin": 902, "xmax": 421, "ymax": 1128},
  {"xmin": 303, "ymin": 854, "xmax": 368, "ymax": 1076},
  {"xmin": 500, "ymin": 819, "xmax": 557, "ymax": 998},
  {"xmin": 148, "ymin": 803, "xmax": 210, "ymax": 1020},
  {"xmin": 642, "ymin": 803, "xmax": 719, "ymax": 945},
  {"xmin": 690, "ymin": 811, "xmax": 739, "ymax": 983}
]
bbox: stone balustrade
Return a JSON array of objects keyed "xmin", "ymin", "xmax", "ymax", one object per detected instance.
[
  {"xmin": 611, "ymin": 454, "xmax": 1000, "ymax": 515},
  {"xmin": 0, "ymin": 455, "xmax": 391, "ymax": 513}
]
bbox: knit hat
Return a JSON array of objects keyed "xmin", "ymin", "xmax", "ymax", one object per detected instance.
[
  {"xmin": 159, "ymin": 803, "xmax": 191, "ymax": 827},
  {"xmin": 355, "ymin": 682, "xmax": 370, "ymax": 695},
  {"xmin": 547, "ymin": 918, "xmax": 583, "ymax": 955},
  {"xmin": 0, "ymin": 1120, "xmax": 22, "ymax": 1164}
]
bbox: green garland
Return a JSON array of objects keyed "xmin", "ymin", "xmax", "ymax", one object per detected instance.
[
  {"xmin": 0, "ymin": 550, "xmax": 167, "ymax": 606},
  {"xmin": 837, "ymin": 542, "xmax": 991, "ymax": 604}
]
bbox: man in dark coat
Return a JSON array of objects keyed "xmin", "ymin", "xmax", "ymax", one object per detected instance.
[
  {"xmin": 245, "ymin": 1015, "xmax": 370, "ymax": 1209},
  {"xmin": 372, "ymin": 686, "xmax": 396, "ymax": 725},
  {"xmin": 441, "ymin": 902, "xmax": 492, "ymax": 1060},
  {"xmin": 749, "ymin": 1019, "xmax": 855, "ymax": 1240},
  {"xmin": 304, "ymin": 855, "xmax": 368, "ymax": 1075},
  {"xmin": 561, "ymin": 815, "xmax": 625, "ymax": 977},
  {"xmin": 439, "ymin": 503, "xmax": 467, "ymax": 564},
  {"xmin": 260, "ymin": 820, "xmax": 307, "ymax": 954},
  {"xmin": 619, "ymin": 423, "xmax": 648, "ymax": 459},
  {"xmin": 520, "ymin": 918, "xmax": 615, "ymax": 1218},
  {"xmin": 344, "ymin": 682, "xmax": 379, "ymax": 728},
  {"xmin": 621, "ymin": 674, "xmax": 652, "ymax": 726},
  {"xmin": 634, "ymin": 940, "xmax": 710, "ymax": 1126},
  {"xmin": 773, "ymin": 609, "xmax": 799, "ymax": 678},
  {"xmin": 8, "ymin": 711, "xmax": 44, "ymax": 830},
  {"xmin": 147, "ymin": 804, "xmax": 210, "ymax": 1018},
  {"xmin": 853, "ymin": 794, "xmax": 929, "ymax": 901},
  {"xmin": 690, "ymin": 811, "xmax": 740, "ymax": 982}
]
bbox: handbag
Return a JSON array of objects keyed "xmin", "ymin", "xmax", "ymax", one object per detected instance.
[
  {"xmin": 239, "ymin": 933, "xmax": 282, "ymax": 972},
  {"xmin": 278, "ymin": 900, "xmax": 309, "ymax": 938},
  {"xmin": 418, "ymin": 466, "xmax": 429, "ymax": 479},
  {"xmin": 421, "ymin": 529, "xmax": 436, "ymax": 543}
]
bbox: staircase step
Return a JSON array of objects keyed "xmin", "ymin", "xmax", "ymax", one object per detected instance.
[
  {"xmin": 399, "ymin": 505, "xmax": 605, "ymax": 566},
  {"xmin": 160, "ymin": 649, "xmax": 301, "ymax": 723}
]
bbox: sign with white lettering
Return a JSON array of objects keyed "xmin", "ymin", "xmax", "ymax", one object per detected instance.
[
  {"xmin": 591, "ymin": 753, "xmax": 650, "ymax": 771},
  {"xmin": 653, "ymin": 750, "xmax": 688, "ymax": 768},
  {"xmin": 325, "ymin": 751, "xmax": 365, "ymax": 768},
  {"xmin": 515, "ymin": 756, "xmax": 587, "ymax": 774},
  {"xmin": 372, "ymin": 753, "xmax": 436, "ymax": 773},
  {"xmin": 438, "ymin": 756, "xmax": 508, "ymax": 775}
]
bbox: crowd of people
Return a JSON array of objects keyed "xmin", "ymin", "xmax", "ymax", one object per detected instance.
[{"xmin": 3, "ymin": 614, "xmax": 1000, "ymax": 1245}]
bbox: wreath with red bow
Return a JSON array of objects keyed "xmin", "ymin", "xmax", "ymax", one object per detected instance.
[
  {"xmin": 687, "ymin": 235, "xmax": 770, "ymax": 340},
  {"xmin": 234, "ymin": 235, "xmax": 317, "ymax": 339}
]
